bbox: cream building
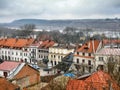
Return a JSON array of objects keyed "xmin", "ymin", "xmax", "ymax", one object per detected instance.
[{"xmin": 49, "ymin": 45, "xmax": 75, "ymax": 66}]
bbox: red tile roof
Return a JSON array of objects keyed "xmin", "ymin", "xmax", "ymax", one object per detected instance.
[
  {"xmin": 14, "ymin": 64, "xmax": 39, "ymax": 80},
  {"xmin": 66, "ymin": 71, "xmax": 120, "ymax": 90},
  {"xmin": 0, "ymin": 39, "xmax": 6, "ymax": 47},
  {"xmin": 39, "ymin": 40, "xmax": 55, "ymax": 49},
  {"xmin": 76, "ymin": 40, "xmax": 100, "ymax": 53},
  {"xmin": 3, "ymin": 38, "xmax": 16, "ymax": 48},
  {"xmin": 0, "ymin": 38, "xmax": 34, "ymax": 48},
  {"xmin": 0, "ymin": 61, "xmax": 20, "ymax": 71},
  {"xmin": 0, "ymin": 77, "xmax": 19, "ymax": 90}
]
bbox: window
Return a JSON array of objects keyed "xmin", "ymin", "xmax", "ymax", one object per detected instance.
[
  {"xmin": 82, "ymin": 53, "xmax": 85, "ymax": 56},
  {"xmin": 77, "ymin": 52, "xmax": 79, "ymax": 55},
  {"xmin": 54, "ymin": 61, "xmax": 57, "ymax": 65},
  {"xmin": 88, "ymin": 60, "xmax": 91, "ymax": 65},
  {"xmin": 41, "ymin": 55, "xmax": 43, "ymax": 58},
  {"xmin": 58, "ymin": 56, "xmax": 60, "ymax": 59},
  {"xmin": 38, "ymin": 50, "xmax": 41, "ymax": 52},
  {"xmin": 25, "ymin": 48, "xmax": 27, "ymax": 51},
  {"xmin": 88, "ymin": 53, "xmax": 91, "ymax": 56},
  {"xmin": 99, "ymin": 57, "xmax": 103, "ymax": 61},
  {"xmin": 20, "ymin": 53, "xmax": 22, "ymax": 56},
  {"xmin": 3, "ymin": 72, "xmax": 8, "ymax": 78},
  {"xmin": 16, "ymin": 52, "xmax": 18, "ymax": 55},
  {"xmin": 51, "ymin": 55, "xmax": 53, "ymax": 58},
  {"xmin": 77, "ymin": 58, "xmax": 79, "ymax": 63},
  {"xmin": 54, "ymin": 55, "xmax": 55, "ymax": 58},
  {"xmin": 82, "ymin": 59, "xmax": 85, "ymax": 63}
]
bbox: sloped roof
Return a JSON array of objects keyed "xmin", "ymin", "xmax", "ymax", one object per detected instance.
[
  {"xmin": 66, "ymin": 71, "xmax": 120, "ymax": 90},
  {"xmin": 39, "ymin": 40, "xmax": 55, "ymax": 49},
  {"xmin": 3, "ymin": 38, "xmax": 16, "ymax": 47},
  {"xmin": 0, "ymin": 77, "xmax": 19, "ymax": 90},
  {"xmin": 14, "ymin": 64, "xmax": 39, "ymax": 80},
  {"xmin": 0, "ymin": 61, "xmax": 20, "ymax": 71},
  {"xmin": 0, "ymin": 38, "xmax": 34, "ymax": 48},
  {"xmin": 0, "ymin": 39, "xmax": 6, "ymax": 47},
  {"xmin": 96, "ymin": 48, "xmax": 120, "ymax": 55},
  {"xmin": 76, "ymin": 40, "xmax": 100, "ymax": 53}
]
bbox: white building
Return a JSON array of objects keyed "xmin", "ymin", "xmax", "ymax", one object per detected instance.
[
  {"xmin": 95, "ymin": 48, "xmax": 120, "ymax": 71},
  {"xmin": 0, "ymin": 38, "xmax": 34, "ymax": 63},
  {"xmin": 73, "ymin": 40, "xmax": 102, "ymax": 73}
]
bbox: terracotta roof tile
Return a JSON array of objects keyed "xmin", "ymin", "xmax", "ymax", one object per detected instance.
[
  {"xmin": 14, "ymin": 64, "xmax": 39, "ymax": 80},
  {"xmin": 66, "ymin": 71, "xmax": 120, "ymax": 90},
  {"xmin": 76, "ymin": 40, "xmax": 100, "ymax": 53},
  {"xmin": 0, "ymin": 77, "xmax": 19, "ymax": 90},
  {"xmin": 3, "ymin": 38, "xmax": 16, "ymax": 47},
  {"xmin": 39, "ymin": 40, "xmax": 55, "ymax": 49},
  {"xmin": 0, "ymin": 38, "xmax": 34, "ymax": 48}
]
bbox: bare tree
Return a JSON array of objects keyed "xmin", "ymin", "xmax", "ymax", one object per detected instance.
[{"xmin": 17, "ymin": 24, "xmax": 36, "ymax": 37}]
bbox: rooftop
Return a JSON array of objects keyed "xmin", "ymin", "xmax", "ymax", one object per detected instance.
[
  {"xmin": 96, "ymin": 48, "xmax": 120, "ymax": 55},
  {"xmin": 0, "ymin": 77, "xmax": 19, "ymax": 90},
  {"xmin": 66, "ymin": 70, "xmax": 120, "ymax": 90},
  {"xmin": 76, "ymin": 40, "xmax": 100, "ymax": 53},
  {"xmin": 0, "ymin": 61, "xmax": 21, "ymax": 71}
]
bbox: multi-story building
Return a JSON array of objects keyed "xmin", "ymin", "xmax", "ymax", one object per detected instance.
[
  {"xmin": 49, "ymin": 44, "xmax": 75, "ymax": 66},
  {"xmin": 73, "ymin": 39, "xmax": 102, "ymax": 73},
  {"xmin": 38, "ymin": 40, "xmax": 56, "ymax": 61},
  {"xmin": 0, "ymin": 38, "xmax": 34, "ymax": 63},
  {"xmin": 95, "ymin": 48, "xmax": 120, "ymax": 71}
]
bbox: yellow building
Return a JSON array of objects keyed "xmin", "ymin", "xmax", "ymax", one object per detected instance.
[{"xmin": 49, "ymin": 44, "xmax": 75, "ymax": 66}]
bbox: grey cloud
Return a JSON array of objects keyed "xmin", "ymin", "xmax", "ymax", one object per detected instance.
[{"xmin": 0, "ymin": 0, "xmax": 120, "ymax": 22}]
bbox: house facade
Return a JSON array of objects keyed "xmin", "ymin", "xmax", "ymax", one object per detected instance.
[
  {"xmin": 49, "ymin": 44, "xmax": 75, "ymax": 66},
  {"xmin": 0, "ymin": 38, "xmax": 35, "ymax": 63},
  {"xmin": 95, "ymin": 48, "xmax": 120, "ymax": 71},
  {"xmin": 38, "ymin": 40, "xmax": 56, "ymax": 61},
  {"xmin": 73, "ymin": 40, "xmax": 102, "ymax": 73}
]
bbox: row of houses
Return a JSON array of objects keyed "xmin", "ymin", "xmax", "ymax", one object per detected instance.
[{"xmin": 0, "ymin": 37, "xmax": 120, "ymax": 73}]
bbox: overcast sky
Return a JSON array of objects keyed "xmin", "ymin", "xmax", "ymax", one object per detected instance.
[{"xmin": 0, "ymin": 0, "xmax": 120, "ymax": 23}]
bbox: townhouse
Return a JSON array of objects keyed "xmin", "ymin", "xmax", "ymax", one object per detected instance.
[
  {"xmin": 0, "ymin": 38, "xmax": 34, "ymax": 63},
  {"xmin": 38, "ymin": 40, "xmax": 56, "ymax": 61},
  {"xmin": 95, "ymin": 48, "xmax": 120, "ymax": 71},
  {"xmin": 49, "ymin": 44, "xmax": 75, "ymax": 66},
  {"xmin": 73, "ymin": 39, "xmax": 102, "ymax": 73}
]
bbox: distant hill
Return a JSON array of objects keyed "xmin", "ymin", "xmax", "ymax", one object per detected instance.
[{"xmin": 0, "ymin": 19, "xmax": 120, "ymax": 31}]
